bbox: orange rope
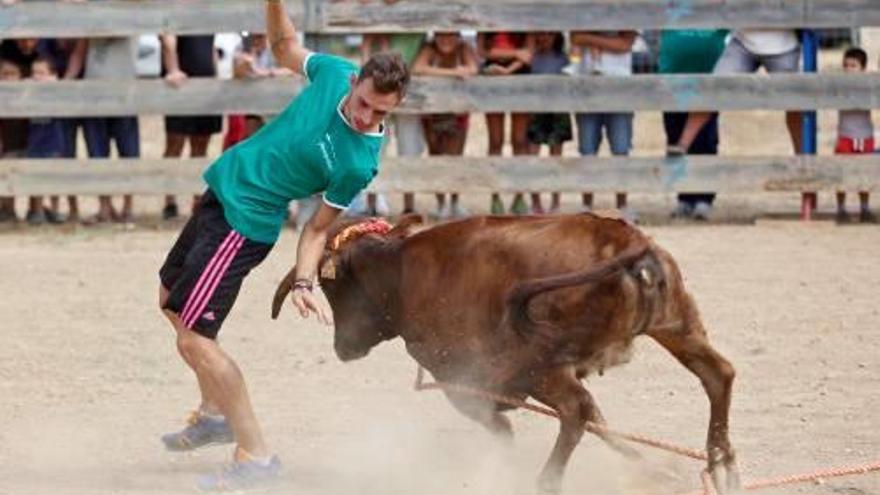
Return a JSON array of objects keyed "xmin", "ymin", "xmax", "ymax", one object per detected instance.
[
  {"xmin": 414, "ymin": 367, "xmax": 880, "ymax": 494},
  {"xmin": 414, "ymin": 367, "xmax": 707, "ymax": 461},
  {"xmin": 684, "ymin": 459, "xmax": 880, "ymax": 495}
]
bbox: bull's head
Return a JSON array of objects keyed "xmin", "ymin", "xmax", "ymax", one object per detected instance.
[{"xmin": 272, "ymin": 215, "xmax": 423, "ymax": 362}]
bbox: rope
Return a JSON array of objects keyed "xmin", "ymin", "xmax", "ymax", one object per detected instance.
[
  {"xmin": 414, "ymin": 367, "xmax": 880, "ymax": 494},
  {"xmin": 414, "ymin": 367, "xmax": 707, "ymax": 461},
  {"xmin": 684, "ymin": 459, "xmax": 880, "ymax": 495}
]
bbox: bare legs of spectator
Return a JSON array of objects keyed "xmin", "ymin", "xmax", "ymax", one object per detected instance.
[
  {"xmin": 487, "ymin": 112, "xmax": 505, "ymax": 214},
  {"xmin": 510, "ymin": 113, "xmax": 531, "ymax": 216},
  {"xmin": 164, "ymin": 133, "xmax": 210, "ymax": 219},
  {"xmin": 48, "ymin": 195, "xmax": 79, "ymax": 223},
  {"xmin": 529, "ymin": 143, "xmax": 563, "ymax": 215}
]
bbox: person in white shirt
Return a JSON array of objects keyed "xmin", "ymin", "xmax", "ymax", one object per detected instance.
[{"xmin": 668, "ymin": 29, "xmax": 802, "ymax": 156}]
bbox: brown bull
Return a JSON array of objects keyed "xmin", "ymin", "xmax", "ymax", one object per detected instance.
[{"xmin": 273, "ymin": 213, "xmax": 740, "ymax": 494}]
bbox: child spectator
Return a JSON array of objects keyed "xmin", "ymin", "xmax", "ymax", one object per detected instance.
[
  {"xmin": 478, "ymin": 32, "xmax": 532, "ymax": 215},
  {"xmin": 0, "ymin": 57, "xmax": 27, "ymax": 223},
  {"xmin": 526, "ymin": 32, "xmax": 572, "ymax": 214},
  {"xmin": 24, "ymin": 56, "xmax": 67, "ymax": 225},
  {"xmin": 412, "ymin": 32, "xmax": 479, "ymax": 219},
  {"xmin": 835, "ymin": 47, "xmax": 875, "ymax": 223}
]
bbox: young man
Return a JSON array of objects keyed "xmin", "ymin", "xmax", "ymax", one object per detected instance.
[{"xmin": 157, "ymin": 0, "xmax": 410, "ymax": 490}]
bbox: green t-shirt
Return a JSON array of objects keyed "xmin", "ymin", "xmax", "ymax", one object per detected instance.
[
  {"xmin": 389, "ymin": 34, "xmax": 425, "ymax": 64},
  {"xmin": 204, "ymin": 53, "xmax": 385, "ymax": 244},
  {"xmin": 658, "ymin": 30, "xmax": 729, "ymax": 74}
]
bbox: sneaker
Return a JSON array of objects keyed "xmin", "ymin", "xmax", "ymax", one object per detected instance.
[
  {"xmin": 510, "ymin": 196, "xmax": 529, "ymax": 216},
  {"xmin": 836, "ymin": 209, "xmax": 851, "ymax": 224},
  {"xmin": 434, "ymin": 203, "xmax": 451, "ymax": 220},
  {"xmin": 197, "ymin": 454, "xmax": 281, "ymax": 492},
  {"xmin": 692, "ymin": 202, "xmax": 712, "ymax": 222},
  {"xmin": 162, "ymin": 411, "xmax": 234, "ymax": 452},
  {"xmin": 860, "ymin": 209, "xmax": 877, "ymax": 224},
  {"xmin": 44, "ymin": 208, "xmax": 66, "ymax": 225},
  {"xmin": 490, "ymin": 196, "xmax": 505, "ymax": 215},
  {"xmin": 26, "ymin": 209, "xmax": 46, "ymax": 226},
  {"xmin": 670, "ymin": 201, "xmax": 694, "ymax": 219},
  {"xmin": 162, "ymin": 203, "xmax": 179, "ymax": 220}
]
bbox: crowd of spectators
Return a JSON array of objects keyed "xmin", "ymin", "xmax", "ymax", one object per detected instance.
[{"xmin": 1, "ymin": 24, "xmax": 876, "ymax": 226}]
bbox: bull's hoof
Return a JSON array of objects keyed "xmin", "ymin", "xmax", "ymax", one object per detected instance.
[{"xmin": 536, "ymin": 476, "xmax": 562, "ymax": 495}]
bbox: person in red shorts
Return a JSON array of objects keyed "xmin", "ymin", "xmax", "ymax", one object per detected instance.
[{"xmin": 835, "ymin": 48, "xmax": 875, "ymax": 223}]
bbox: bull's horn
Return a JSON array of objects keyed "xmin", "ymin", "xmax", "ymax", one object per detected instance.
[{"xmin": 271, "ymin": 264, "xmax": 297, "ymax": 320}]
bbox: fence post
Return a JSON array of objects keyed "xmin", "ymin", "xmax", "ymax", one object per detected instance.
[{"xmin": 800, "ymin": 29, "xmax": 819, "ymax": 220}]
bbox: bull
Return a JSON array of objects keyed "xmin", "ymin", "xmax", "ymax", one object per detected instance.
[{"xmin": 273, "ymin": 213, "xmax": 740, "ymax": 494}]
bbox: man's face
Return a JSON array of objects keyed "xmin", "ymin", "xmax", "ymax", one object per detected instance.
[
  {"xmin": 0, "ymin": 61, "xmax": 22, "ymax": 81},
  {"xmin": 843, "ymin": 57, "xmax": 865, "ymax": 73},
  {"xmin": 345, "ymin": 76, "xmax": 401, "ymax": 132}
]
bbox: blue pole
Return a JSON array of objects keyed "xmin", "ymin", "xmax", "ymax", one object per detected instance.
[{"xmin": 802, "ymin": 30, "xmax": 818, "ymax": 155}]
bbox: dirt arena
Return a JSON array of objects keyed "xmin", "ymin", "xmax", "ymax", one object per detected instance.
[{"xmin": 1, "ymin": 221, "xmax": 878, "ymax": 495}]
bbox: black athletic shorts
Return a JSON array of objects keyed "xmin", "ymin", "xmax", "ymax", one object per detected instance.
[{"xmin": 159, "ymin": 190, "xmax": 273, "ymax": 339}]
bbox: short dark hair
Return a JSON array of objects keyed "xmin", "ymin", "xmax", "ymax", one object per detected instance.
[
  {"xmin": 844, "ymin": 47, "xmax": 868, "ymax": 68},
  {"xmin": 357, "ymin": 51, "xmax": 410, "ymax": 99}
]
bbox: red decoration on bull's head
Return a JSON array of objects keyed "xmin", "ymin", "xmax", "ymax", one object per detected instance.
[{"xmin": 330, "ymin": 218, "xmax": 393, "ymax": 251}]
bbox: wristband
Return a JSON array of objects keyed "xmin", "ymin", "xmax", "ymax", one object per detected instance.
[{"xmin": 292, "ymin": 279, "xmax": 314, "ymax": 292}]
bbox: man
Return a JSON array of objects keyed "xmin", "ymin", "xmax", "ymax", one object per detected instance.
[{"xmin": 157, "ymin": 0, "xmax": 410, "ymax": 490}]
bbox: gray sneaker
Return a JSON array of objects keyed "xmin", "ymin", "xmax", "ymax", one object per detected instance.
[
  {"xmin": 161, "ymin": 411, "xmax": 234, "ymax": 451},
  {"xmin": 197, "ymin": 455, "xmax": 282, "ymax": 492},
  {"xmin": 693, "ymin": 202, "xmax": 713, "ymax": 221}
]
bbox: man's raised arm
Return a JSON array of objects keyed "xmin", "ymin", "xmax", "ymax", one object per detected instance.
[{"xmin": 266, "ymin": 0, "xmax": 311, "ymax": 76}]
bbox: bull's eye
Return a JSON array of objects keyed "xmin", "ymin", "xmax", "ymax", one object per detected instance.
[{"xmin": 639, "ymin": 267, "xmax": 653, "ymax": 287}]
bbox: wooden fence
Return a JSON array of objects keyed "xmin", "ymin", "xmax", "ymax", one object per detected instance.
[{"xmin": 1, "ymin": 0, "xmax": 879, "ymax": 204}]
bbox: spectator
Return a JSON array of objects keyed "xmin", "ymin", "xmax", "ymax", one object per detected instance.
[
  {"xmin": 354, "ymin": 29, "xmax": 427, "ymax": 217},
  {"xmin": 668, "ymin": 29, "xmax": 802, "ymax": 155},
  {"xmin": 24, "ymin": 56, "xmax": 67, "ymax": 225},
  {"xmin": 478, "ymin": 32, "xmax": 532, "ymax": 215},
  {"xmin": 228, "ymin": 33, "xmax": 293, "ymax": 148},
  {"xmin": 66, "ymin": 36, "xmax": 141, "ymax": 225},
  {"xmin": 0, "ymin": 38, "xmax": 41, "ymax": 224},
  {"xmin": 0, "ymin": 57, "xmax": 27, "ymax": 223},
  {"xmin": 659, "ymin": 29, "xmax": 729, "ymax": 221},
  {"xmin": 160, "ymin": 34, "xmax": 223, "ymax": 220},
  {"xmin": 352, "ymin": 0, "xmax": 426, "ymax": 216},
  {"xmin": 525, "ymin": 32, "xmax": 572, "ymax": 214},
  {"xmin": 412, "ymin": 31, "xmax": 478, "ymax": 219},
  {"xmin": 570, "ymin": 30, "xmax": 638, "ymax": 220},
  {"xmin": 835, "ymin": 47, "xmax": 875, "ymax": 223}
]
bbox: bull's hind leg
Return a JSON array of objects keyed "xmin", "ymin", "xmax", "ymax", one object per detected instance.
[
  {"xmin": 529, "ymin": 366, "xmax": 610, "ymax": 495},
  {"xmin": 443, "ymin": 391, "xmax": 514, "ymax": 441},
  {"xmin": 649, "ymin": 316, "xmax": 741, "ymax": 494}
]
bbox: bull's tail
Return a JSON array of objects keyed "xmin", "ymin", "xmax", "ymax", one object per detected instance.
[{"xmin": 505, "ymin": 243, "xmax": 652, "ymax": 341}]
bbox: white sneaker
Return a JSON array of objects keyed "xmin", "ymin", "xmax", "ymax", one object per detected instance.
[
  {"xmin": 693, "ymin": 202, "xmax": 712, "ymax": 221},
  {"xmin": 435, "ymin": 203, "xmax": 452, "ymax": 220}
]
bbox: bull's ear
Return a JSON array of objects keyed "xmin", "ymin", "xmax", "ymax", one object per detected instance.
[
  {"xmin": 320, "ymin": 258, "xmax": 337, "ymax": 280},
  {"xmin": 388, "ymin": 213, "xmax": 424, "ymax": 239}
]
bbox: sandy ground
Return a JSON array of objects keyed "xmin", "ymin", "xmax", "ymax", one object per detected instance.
[{"xmin": 0, "ymin": 221, "xmax": 878, "ymax": 495}]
